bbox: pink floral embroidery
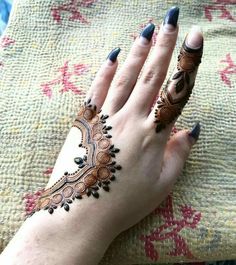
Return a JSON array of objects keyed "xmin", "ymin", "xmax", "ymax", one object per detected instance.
[
  {"xmin": 23, "ymin": 190, "xmax": 44, "ymax": 216},
  {"xmin": 0, "ymin": 37, "xmax": 15, "ymax": 68},
  {"xmin": 43, "ymin": 167, "xmax": 54, "ymax": 175},
  {"xmin": 171, "ymin": 126, "xmax": 179, "ymax": 134},
  {"xmin": 204, "ymin": 0, "xmax": 236, "ymax": 22},
  {"xmin": 140, "ymin": 195, "xmax": 201, "ymax": 261},
  {"xmin": 51, "ymin": 0, "xmax": 98, "ymax": 24},
  {"xmin": 219, "ymin": 53, "xmax": 236, "ymax": 88},
  {"xmin": 130, "ymin": 19, "xmax": 160, "ymax": 46},
  {"xmin": 214, "ymin": 0, "xmax": 236, "ymax": 4},
  {"xmin": 41, "ymin": 61, "xmax": 89, "ymax": 98},
  {"xmin": 0, "ymin": 36, "xmax": 15, "ymax": 48},
  {"xmin": 23, "ymin": 167, "xmax": 55, "ymax": 215}
]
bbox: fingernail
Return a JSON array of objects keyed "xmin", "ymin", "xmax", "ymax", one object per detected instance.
[
  {"xmin": 107, "ymin": 47, "xmax": 121, "ymax": 65},
  {"xmin": 140, "ymin": 23, "xmax": 155, "ymax": 45},
  {"xmin": 185, "ymin": 26, "xmax": 203, "ymax": 50},
  {"xmin": 188, "ymin": 122, "xmax": 201, "ymax": 144},
  {"xmin": 163, "ymin": 6, "xmax": 179, "ymax": 32}
]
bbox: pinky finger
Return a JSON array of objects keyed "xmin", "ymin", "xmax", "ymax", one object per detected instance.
[
  {"xmin": 86, "ymin": 48, "xmax": 121, "ymax": 111},
  {"xmin": 156, "ymin": 122, "xmax": 201, "ymax": 192}
]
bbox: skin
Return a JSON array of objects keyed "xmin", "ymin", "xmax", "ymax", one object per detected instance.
[{"xmin": 0, "ymin": 20, "xmax": 203, "ymax": 265}]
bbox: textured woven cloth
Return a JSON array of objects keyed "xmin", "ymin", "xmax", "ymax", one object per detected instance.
[{"xmin": 0, "ymin": 0, "xmax": 236, "ymax": 264}]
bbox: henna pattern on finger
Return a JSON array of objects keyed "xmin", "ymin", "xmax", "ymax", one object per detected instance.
[
  {"xmin": 30, "ymin": 99, "xmax": 121, "ymax": 215},
  {"xmin": 154, "ymin": 37, "xmax": 203, "ymax": 133}
]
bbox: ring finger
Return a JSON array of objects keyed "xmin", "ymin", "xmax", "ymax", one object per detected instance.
[{"xmin": 148, "ymin": 26, "xmax": 204, "ymax": 140}]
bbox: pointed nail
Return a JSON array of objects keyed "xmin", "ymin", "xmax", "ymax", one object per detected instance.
[
  {"xmin": 185, "ymin": 26, "xmax": 203, "ymax": 50},
  {"xmin": 107, "ymin": 47, "xmax": 121, "ymax": 65},
  {"xmin": 188, "ymin": 122, "xmax": 201, "ymax": 143},
  {"xmin": 140, "ymin": 23, "xmax": 155, "ymax": 45},
  {"xmin": 163, "ymin": 6, "xmax": 179, "ymax": 32}
]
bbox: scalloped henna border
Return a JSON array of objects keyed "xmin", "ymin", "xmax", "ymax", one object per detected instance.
[{"xmin": 30, "ymin": 100, "xmax": 121, "ymax": 215}]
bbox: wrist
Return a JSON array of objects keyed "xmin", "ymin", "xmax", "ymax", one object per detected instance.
[{"xmin": 0, "ymin": 204, "xmax": 116, "ymax": 265}]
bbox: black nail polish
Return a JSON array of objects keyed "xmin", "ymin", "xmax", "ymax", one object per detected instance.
[
  {"xmin": 140, "ymin": 23, "xmax": 155, "ymax": 42},
  {"xmin": 164, "ymin": 6, "xmax": 179, "ymax": 27},
  {"xmin": 107, "ymin": 47, "xmax": 121, "ymax": 62},
  {"xmin": 189, "ymin": 122, "xmax": 201, "ymax": 141}
]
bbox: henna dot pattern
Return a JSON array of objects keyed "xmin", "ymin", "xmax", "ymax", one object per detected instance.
[{"xmin": 31, "ymin": 99, "xmax": 122, "ymax": 215}]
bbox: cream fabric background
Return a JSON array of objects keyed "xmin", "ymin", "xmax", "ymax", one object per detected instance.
[{"xmin": 0, "ymin": 0, "xmax": 235, "ymax": 264}]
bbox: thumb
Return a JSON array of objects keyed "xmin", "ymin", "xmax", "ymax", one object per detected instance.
[{"xmin": 158, "ymin": 122, "xmax": 201, "ymax": 190}]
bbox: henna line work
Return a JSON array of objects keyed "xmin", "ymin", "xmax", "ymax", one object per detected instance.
[
  {"xmin": 29, "ymin": 100, "xmax": 122, "ymax": 216},
  {"xmin": 154, "ymin": 36, "xmax": 203, "ymax": 133}
]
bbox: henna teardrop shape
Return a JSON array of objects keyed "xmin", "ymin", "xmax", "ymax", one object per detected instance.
[
  {"xmin": 154, "ymin": 36, "xmax": 203, "ymax": 132},
  {"xmin": 30, "ymin": 101, "xmax": 122, "ymax": 216}
]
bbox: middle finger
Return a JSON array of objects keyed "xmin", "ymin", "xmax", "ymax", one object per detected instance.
[
  {"xmin": 102, "ymin": 23, "xmax": 155, "ymax": 115},
  {"xmin": 126, "ymin": 7, "xmax": 179, "ymax": 116}
]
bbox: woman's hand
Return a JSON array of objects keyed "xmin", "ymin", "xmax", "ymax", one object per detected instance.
[
  {"xmin": 36, "ymin": 6, "xmax": 203, "ymax": 233},
  {"xmin": 0, "ymin": 7, "xmax": 203, "ymax": 265}
]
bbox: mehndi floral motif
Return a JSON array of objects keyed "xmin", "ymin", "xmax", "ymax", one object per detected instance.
[
  {"xmin": 154, "ymin": 38, "xmax": 203, "ymax": 133},
  {"xmin": 31, "ymin": 99, "xmax": 121, "ymax": 215}
]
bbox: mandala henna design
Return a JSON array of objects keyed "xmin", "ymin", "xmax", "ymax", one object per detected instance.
[
  {"xmin": 31, "ymin": 99, "xmax": 121, "ymax": 215},
  {"xmin": 154, "ymin": 36, "xmax": 203, "ymax": 133}
]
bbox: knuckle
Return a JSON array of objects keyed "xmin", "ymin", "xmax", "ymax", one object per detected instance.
[
  {"xmin": 97, "ymin": 71, "xmax": 106, "ymax": 81},
  {"xmin": 142, "ymin": 69, "xmax": 155, "ymax": 84},
  {"xmin": 99, "ymin": 67, "xmax": 113, "ymax": 80},
  {"xmin": 158, "ymin": 40, "xmax": 173, "ymax": 50},
  {"xmin": 142, "ymin": 68, "xmax": 165, "ymax": 85},
  {"xmin": 115, "ymin": 74, "xmax": 130, "ymax": 88},
  {"xmin": 157, "ymin": 35, "xmax": 175, "ymax": 49},
  {"xmin": 131, "ymin": 46, "xmax": 148, "ymax": 58}
]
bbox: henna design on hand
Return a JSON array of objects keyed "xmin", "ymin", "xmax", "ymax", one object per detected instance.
[
  {"xmin": 154, "ymin": 37, "xmax": 203, "ymax": 133},
  {"xmin": 31, "ymin": 99, "xmax": 121, "ymax": 215}
]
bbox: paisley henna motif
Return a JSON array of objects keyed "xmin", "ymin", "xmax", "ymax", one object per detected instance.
[
  {"xmin": 154, "ymin": 37, "xmax": 203, "ymax": 133},
  {"xmin": 31, "ymin": 99, "xmax": 121, "ymax": 215}
]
